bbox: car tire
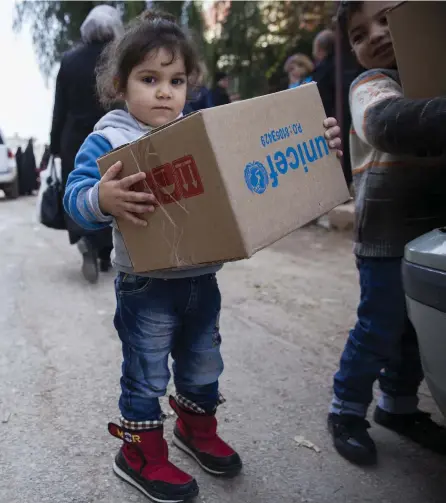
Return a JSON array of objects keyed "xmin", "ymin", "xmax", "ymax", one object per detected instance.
[{"xmin": 4, "ymin": 177, "xmax": 19, "ymax": 199}]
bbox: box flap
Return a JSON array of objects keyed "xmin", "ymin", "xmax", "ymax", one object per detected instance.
[{"xmin": 388, "ymin": 1, "xmax": 446, "ymax": 98}]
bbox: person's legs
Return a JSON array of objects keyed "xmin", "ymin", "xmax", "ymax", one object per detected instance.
[
  {"xmin": 114, "ymin": 275, "xmax": 177, "ymax": 422},
  {"xmin": 98, "ymin": 245, "xmax": 113, "ymax": 271},
  {"xmin": 77, "ymin": 236, "xmax": 98, "ymax": 284},
  {"xmin": 375, "ymin": 317, "xmax": 446, "ymax": 455},
  {"xmin": 171, "ymin": 274, "xmax": 242, "ymax": 476},
  {"xmin": 329, "ymin": 257, "xmax": 408, "ymax": 465},
  {"xmin": 89, "ymin": 227, "xmax": 113, "ymax": 273},
  {"xmin": 172, "ymin": 274, "xmax": 223, "ymax": 411},
  {"xmin": 332, "ymin": 257, "xmax": 407, "ymax": 415},
  {"xmin": 378, "ymin": 318, "xmax": 423, "ymax": 414},
  {"xmin": 111, "ymin": 273, "xmax": 198, "ymax": 502}
]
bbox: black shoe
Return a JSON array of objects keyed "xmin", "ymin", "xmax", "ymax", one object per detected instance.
[
  {"xmin": 78, "ymin": 239, "xmax": 98, "ymax": 284},
  {"xmin": 374, "ymin": 406, "xmax": 446, "ymax": 455},
  {"xmin": 99, "ymin": 258, "xmax": 112, "ymax": 273},
  {"xmin": 328, "ymin": 413, "xmax": 377, "ymax": 465}
]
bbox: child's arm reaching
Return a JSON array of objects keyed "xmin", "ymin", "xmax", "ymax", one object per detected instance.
[
  {"xmin": 351, "ymin": 70, "xmax": 446, "ymax": 157},
  {"xmin": 64, "ymin": 135, "xmax": 113, "ymax": 231},
  {"xmin": 64, "ymin": 134, "xmax": 157, "ymax": 230}
]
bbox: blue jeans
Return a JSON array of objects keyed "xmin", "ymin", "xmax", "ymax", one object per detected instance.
[
  {"xmin": 332, "ymin": 257, "xmax": 424, "ymax": 417},
  {"xmin": 114, "ymin": 272, "xmax": 224, "ymax": 422}
]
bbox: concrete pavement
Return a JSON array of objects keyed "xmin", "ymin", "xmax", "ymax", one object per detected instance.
[{"xmin": 1, "ymin": 195, "xmax": 445, "ymax": 503}]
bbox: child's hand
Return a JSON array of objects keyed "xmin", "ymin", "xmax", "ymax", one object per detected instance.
[
  {"xmin": 324, "ymin": 117, "xmax": 343, "ymax": 159},
  {"xmin": 98, "ymin": 161, "xmax": 157, "ymax": 227}
]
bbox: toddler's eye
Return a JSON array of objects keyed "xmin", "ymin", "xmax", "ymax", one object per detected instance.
[
  {"xmin": 351, "ymin": 33, "xmax": 364, "ymax": 45},
  {"xmin": 142, "ymin": 76, "xmax": 156, "ymax": 84},
  {"xmin": 172, "ymin": 78, "xmax": 186, "ymax": 86}
]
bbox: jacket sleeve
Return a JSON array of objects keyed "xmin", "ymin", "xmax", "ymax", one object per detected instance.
[
  {"xmin": 63, "ymin": 134, "xmax": 114, "ymax": 231},
  {"xmin": 50, "ymin": 60, "xmax": 68, "ymax": 156},
  {"xmin": 351, "ymin": 71, "xmax": 446, "ymax": 156}
]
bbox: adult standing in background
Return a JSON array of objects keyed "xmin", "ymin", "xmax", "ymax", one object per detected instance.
[
  {"xmin": 15, "ymin": 146, "xmax": 23, "ymax": 193},
  {"xmin": 50, "ymin": 5, "xmax": 123, "ymax": 283},
  {"xmin": 19, "ymin": 139, "xmax": 38, "ymax": 196},
  {"xmin": 209, "ymin": 71, "xmax": 231, "ymax": 107},
  {"xmin": 312, "ymin": 29, "xmax": 336, "ymax": 118},
  {"xmin": 312, "ymin": 29, "xmax": 354, "ymax": 188}
]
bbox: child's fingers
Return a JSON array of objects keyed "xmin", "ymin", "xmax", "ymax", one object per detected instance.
[
  {"xmin": 336, "ymin": 150, "xmax": 344, "ymax": 159},
  {"xmin": 329, "ymin": 138, "xmax": 342, "ymax": 149},
  {"xmin": 323, "ymin": 117, "xmax": 338, "ymax": 128},
  {"xmin": 325, "ymin": 125, "xmax": 341, "ymax": 140},
  {"xmin": 101, "ymin": 161, "xmax": 123, "ymax": 182},
  {"xmin": 119, "ymin": 172, "xmax": 147, "ymax": 190},
  {"xmin": 121, "ymin": 211, "xmax": 148, "ymax": 227},
  {"xmin": 125, "ymin": 191, "xmax": 158, "ymax": 204},
  {"xmin": 122, "ymin": 202, "xmax": 156, "ymax": 214}
]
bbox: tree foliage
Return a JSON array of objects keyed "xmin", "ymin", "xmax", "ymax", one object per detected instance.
[
  {"xmin": 14, "ymin": 0, "xmax": 335, "ymax": 95},
  {"xmin": 13, "ymin": 1, "xmax": 146, "ymax": 78}
]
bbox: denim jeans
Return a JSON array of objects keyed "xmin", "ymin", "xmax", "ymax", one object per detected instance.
[
  {"xmin": 331, "ymin": 257, "xmax": 424, "ymax": 417},
  {"xmin": 114, "ymin": 272, "xmax": 224, "ymax": 422}
]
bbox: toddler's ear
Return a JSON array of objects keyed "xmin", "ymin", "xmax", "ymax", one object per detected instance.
[{"xmin": 113, "ymin": 76, "xmax": 123, "ymax": 97}]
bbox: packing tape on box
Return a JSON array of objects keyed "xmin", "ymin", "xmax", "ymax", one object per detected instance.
[{"xmin": 130, "ymin": 140, "xmax": 189, "ymax": 268}]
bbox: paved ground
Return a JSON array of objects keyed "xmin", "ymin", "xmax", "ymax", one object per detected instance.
[{"xmin": 1, "ymin": 195, "xmax": 446, "ymax": 503}]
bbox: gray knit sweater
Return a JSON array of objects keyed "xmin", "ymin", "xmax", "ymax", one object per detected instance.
[{"xmin": 349, "ymin": 69, "xmax": 446, "ymax": 258}]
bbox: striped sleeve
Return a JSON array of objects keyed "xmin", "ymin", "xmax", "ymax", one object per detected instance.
[
  {"xmin": 349, "ymin": 70, "xmax": 402, "ymax": 147},
  {"xmin": 351, "ymin": 70, "xmax": 446, "ymax": 156},
  {"xmin": 63, "ymin": 134, "xmax": 114, "ymax": 231}
]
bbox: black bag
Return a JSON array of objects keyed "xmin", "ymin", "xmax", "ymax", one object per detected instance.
[{"xmin": 40, "ymin": 158, "xmax": 66, "ymax": 230}]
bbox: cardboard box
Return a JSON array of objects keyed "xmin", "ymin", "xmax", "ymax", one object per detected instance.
[
  {"xmin": 388, "ymin": 1, "xmax": 446, "ymax": 99},
  {"xmin": 98, "ymin": 83, "xmax": 349, "ymax": 273}
]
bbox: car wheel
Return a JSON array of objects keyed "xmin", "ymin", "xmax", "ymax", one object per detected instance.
[{"xmin": 4, "ymin": 177, "xmax": 19, "ymax": 199}]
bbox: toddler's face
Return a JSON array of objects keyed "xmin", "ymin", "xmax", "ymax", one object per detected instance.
[
  {"xmin": 124, "ymin": 48, "xmax": 187, "ymax": 127},
  {"xmin": 348, "ymin": 1, "xmax": 398, "ymax": 70},
  {"xmin": 288, "ymin": 62, "xmax": 307, "ymax": 83}
]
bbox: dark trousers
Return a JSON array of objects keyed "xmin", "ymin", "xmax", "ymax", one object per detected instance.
[{"xmin": 331, "ymin": 257, "xmax": 424, "ymax": 417}]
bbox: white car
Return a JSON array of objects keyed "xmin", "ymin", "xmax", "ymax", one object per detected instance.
[{"xmin": 0, "ymin": 130, "xmax": 18, "ymax": 199}]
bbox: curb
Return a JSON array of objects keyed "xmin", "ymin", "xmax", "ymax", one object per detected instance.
[{"xmin": 317, "ymin": 201, "xmax": 355, "ymax": 231}]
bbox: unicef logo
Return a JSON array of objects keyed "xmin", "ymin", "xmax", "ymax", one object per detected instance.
[{"xmin": 244, "ymin": 161, "xmax": 269, "ymax": 194}]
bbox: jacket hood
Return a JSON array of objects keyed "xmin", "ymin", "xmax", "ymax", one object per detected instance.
[
  {"xmin": 94, "ymin": 109, "xmax": 150, "ymax": 136},
  {"xmin": 93, "ymin": 109, "xmax": 183, "ymax": 150}
]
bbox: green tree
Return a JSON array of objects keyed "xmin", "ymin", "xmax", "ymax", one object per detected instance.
[
  {"xmin": 14, "ymin": 0, "xmax": 335, "ymax": 95},
  {"xmin": 150, "ymin": 1, "xmax": 185, "ymax": 21},
  {"xmin": 13, "ymin": 1, "xmax": 146, "ymax": 79},
  {"xmin": 215, "ymin": 1, "xmax": 269, "ymax": 98}
]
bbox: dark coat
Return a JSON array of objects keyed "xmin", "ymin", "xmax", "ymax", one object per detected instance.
[
  {"xmin": 39, "ymin": 146, "xmax": 51, "ymax": 173},
  {"xmin": 312, "ymin": 54, "xmax": 335, "ymax": 119},
  {"xmin": 50, "ymin": 41, "xmax": 112, "ymax": 247},
  {"xmin": 183, "ymin": 86, "xmax": 213, "ymax": 115},
  {"xmin": 18, "ymin": 141, "xmax": 38, "ymax": 195},
  {"xmin": 209, "ymin": 85, "xmax": 230, "ymax": 107}
]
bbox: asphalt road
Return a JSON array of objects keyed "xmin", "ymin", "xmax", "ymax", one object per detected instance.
[{"xmin": 1, "ymin": 195, "xmax": 445, "ymax": 503}]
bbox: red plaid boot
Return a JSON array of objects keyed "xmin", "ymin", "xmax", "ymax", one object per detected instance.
[
  {"xmin": 108, "ymin": 423, "xmax": 199, "ymax": 502},
  {"xmin": 169, "ymin": 396, "xmax": 242, "ymax": 477}
]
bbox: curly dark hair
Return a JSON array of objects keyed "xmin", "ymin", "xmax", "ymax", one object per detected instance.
[
  {"xmin": 337, "ymin": 1, "xmax": 364, "ymax": 41},
  {"xmin": 96, "ymin": 9, "xmax": 202, "ymax": 108}
]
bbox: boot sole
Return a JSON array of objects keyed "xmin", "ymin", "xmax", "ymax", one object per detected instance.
[
  {"xmin": 327, "ymin": 420, "xmax": 377, "ymax": 466},
  {"xmin": 173, "ymin": 435, "xmax": 242, "ymax": 477},
  {"xmin": 112, "ymin": 461, "xmax": 196, "ymax": 503}
]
